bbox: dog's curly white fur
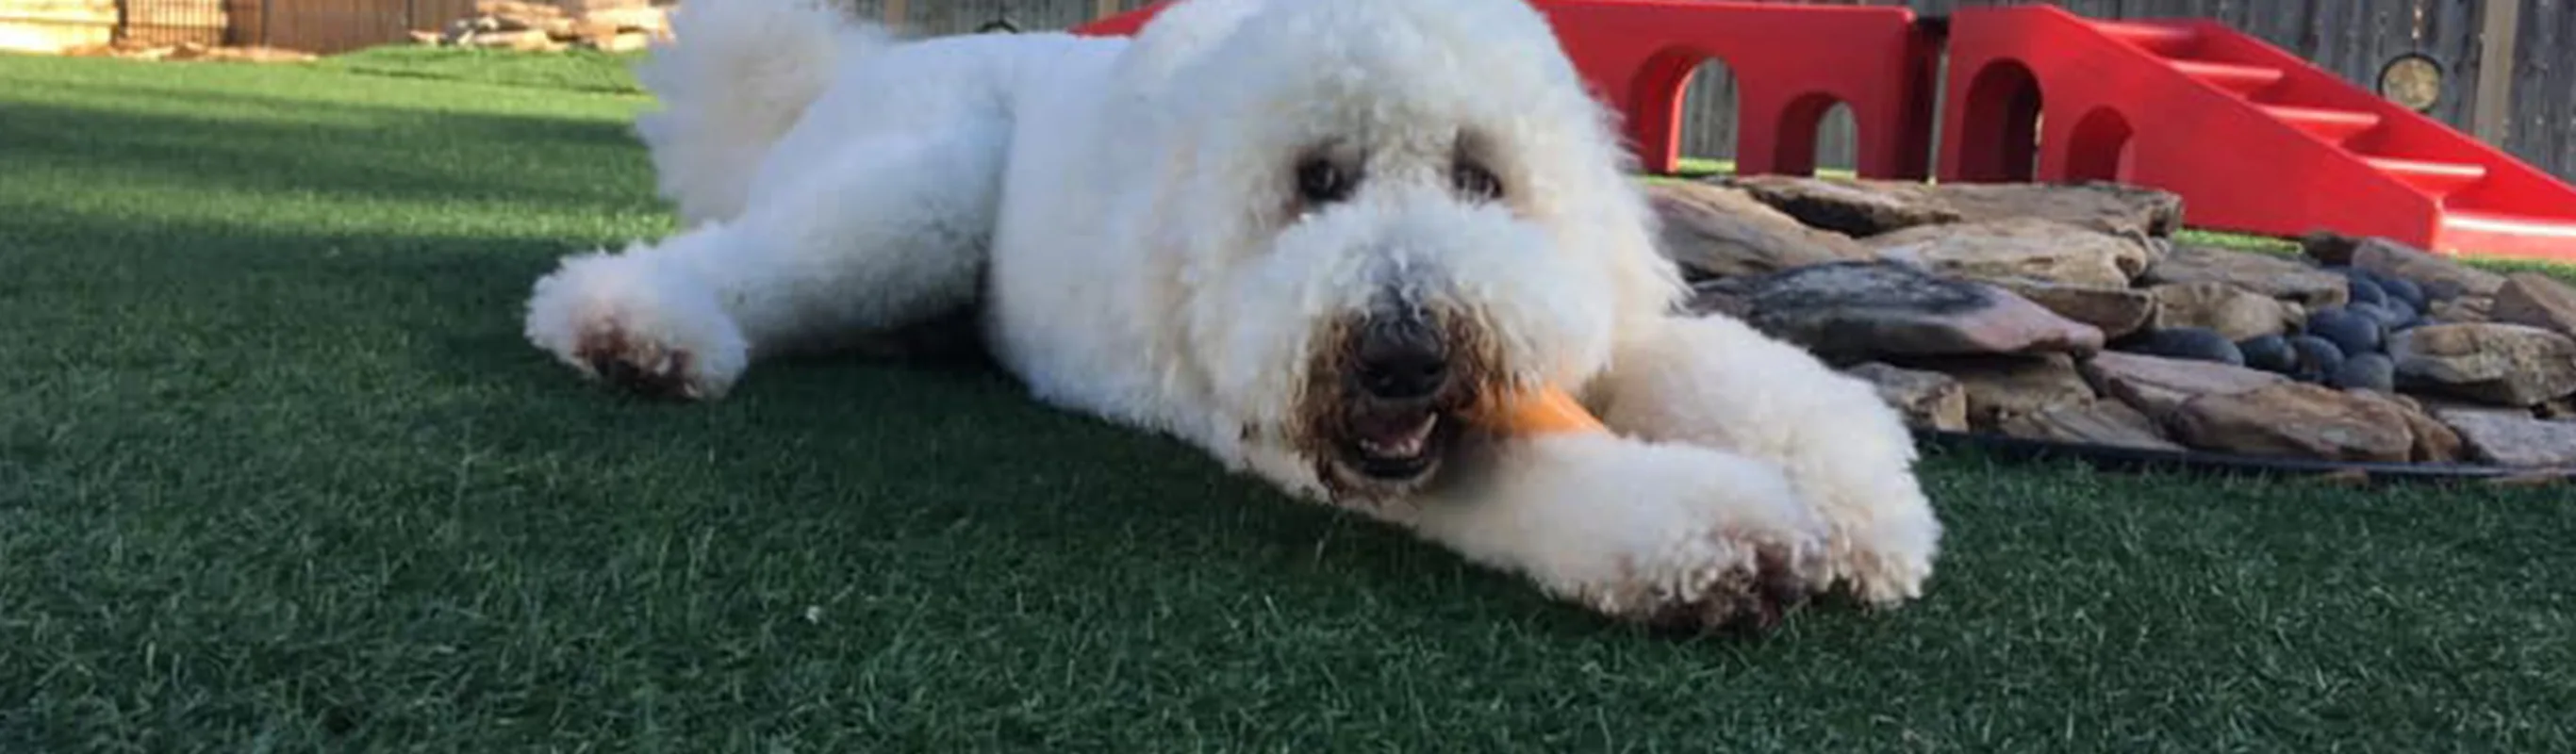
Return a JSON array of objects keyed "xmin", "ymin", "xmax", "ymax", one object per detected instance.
[{"xmin": 521, "ymin": 0, "xmax": 1942, "ymax": 631}]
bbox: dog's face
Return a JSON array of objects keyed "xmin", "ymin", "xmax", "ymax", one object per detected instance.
[{"xmin": 1142, "ymin": 0, "xmax": 1685, "ymax": 503}]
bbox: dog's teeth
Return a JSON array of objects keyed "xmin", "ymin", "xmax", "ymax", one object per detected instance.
[
  {"xmin": 1359, "ymin": 417, "xmax": 1442, "ymax": 459},
  {"xmin": 1362, "ymin": 418, "xmax": 1438, "ymax": 458}
]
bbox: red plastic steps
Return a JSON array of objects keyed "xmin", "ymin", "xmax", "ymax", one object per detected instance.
[
  {"xmin": 2167, "ymin": 59, "xmax": 2285, "ymax": 96},
  {"xmin": 2090, "ymin": 20, "xmax": 2197, "ymax": 55},
  {"xmin": 2260, "ymin": 105, "xmax": 2383, "ymax": 144},
  {"xmin": 2446, "ymin": 211, "xmax": 2576, "ymax": 237},
  {"xmin": 1944, "ymin": 5, "xmax": 2576, "ymax": 261},
  {"xmin": 2363, "ymin": 156, "xmax": 2489, "ymax": 195},
  {"xmin": 2441, "ymin": 211, "xmax": 2576, "ymax": 262}
]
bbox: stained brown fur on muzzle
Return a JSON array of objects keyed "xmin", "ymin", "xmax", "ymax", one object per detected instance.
[{"xmin": 1292, "ymin": 299, "xmax": 1511, "ymax": 504}]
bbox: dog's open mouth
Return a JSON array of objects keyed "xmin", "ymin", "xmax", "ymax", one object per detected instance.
[{"xmin": 1344, "ymin": 410, "xmax": 1457, "ymax": 481}]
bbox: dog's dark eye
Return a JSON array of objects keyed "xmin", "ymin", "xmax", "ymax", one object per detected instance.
[
  {"xmin": 1296, "ymin": 157, "xmax": 1354, "ymax": 205},
  {"xmin": 1452, "ymin": 161, "xmax": 1503, "ymax": 202}
]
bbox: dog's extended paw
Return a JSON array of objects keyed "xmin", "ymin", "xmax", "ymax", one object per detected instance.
[
  {"xmin": 1822, "ymin": 507, "xmax": 1940, "ymax": 609},
  {"xmin": 1585, "ymin": 512, "xmax": 1826, "ymax": 635},
  {"xmin": 522, "ymin": 249, "xmax": 748, "ymax": 401},
  {"xmin": 564, "ymin": 315, "xmax": 727, "ymax": 400},
  {"xmin": 1454, "ymin": 434, "xmax": 1830, "ymax": 635},
  {"xmin": 1769, "ymin": 397, "xmax": 1942, "ymax": 609}
]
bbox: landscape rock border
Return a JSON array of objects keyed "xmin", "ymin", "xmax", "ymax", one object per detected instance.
[
  {"xmin": 1912, "ymin": 428, "xmax": 2576, "ymax": 486},
  {"xmin": 1648, "ymin": 174, "xmax": 2576, "ymax": 484}
]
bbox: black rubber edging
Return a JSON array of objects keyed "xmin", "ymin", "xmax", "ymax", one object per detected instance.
[{"xmin": 1911, "ymin": 429, "xmax": 2576, "ymax": 487}]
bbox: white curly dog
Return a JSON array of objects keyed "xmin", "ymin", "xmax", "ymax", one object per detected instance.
[{"xmin": 520, "ymin": 0, "xmax": 1942, "ymax": 631}]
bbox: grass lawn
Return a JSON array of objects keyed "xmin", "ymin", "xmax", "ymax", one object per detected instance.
[{"xmin": 4, "ymin": 49, "xmax": 2574, "ymax": 752}]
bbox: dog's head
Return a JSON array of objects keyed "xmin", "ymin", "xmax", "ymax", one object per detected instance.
[{"xmin": 1140, "ymin": 0, "xmax": 1685, "ymax": 503}]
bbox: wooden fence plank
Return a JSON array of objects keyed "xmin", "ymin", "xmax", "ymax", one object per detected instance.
[
  {"xmin": 2473, "ymin": 0, "xmax": 2520, "ymax": 142},
  {"xmin": 2507, "ymin": 0, "xmax": 2570, "ymax": 181}
]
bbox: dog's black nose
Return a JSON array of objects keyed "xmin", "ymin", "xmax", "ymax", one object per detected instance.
[{"xmin": 1354, "ymin": 314, "xmax": 1449, "ymax": 401}]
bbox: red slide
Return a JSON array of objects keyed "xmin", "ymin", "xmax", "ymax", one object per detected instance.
[{"xmin": 1940, "ymin": 5, "xmax": 2576, "ymax": 261}]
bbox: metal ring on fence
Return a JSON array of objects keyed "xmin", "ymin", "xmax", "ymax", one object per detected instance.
[{"xmin": 2376, "ymin": 52, "xmax": 2445, "ymax": 113}]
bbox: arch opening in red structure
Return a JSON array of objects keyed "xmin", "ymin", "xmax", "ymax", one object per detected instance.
[
  {"xmin": 1772, "ymin": 95, "xmax": 1858, "ymax": 177},
  {"xmin": 1627, "ymin": 46, "xmax": 1735, "ymax": 175},
  {"xmin": 2063, "ymin": 107, "xmax": 2136, "ymax": 183},
  {"xmin": 1672, "ymin": 57, "xmax": 1742, "ymax": 174},
  {"xmin": 1819, "ymin": 102, "xmax": 1859, "ymax": 176},
  {"xmin": 1955, "ymin": 59, "xmax": 2044, "ymax": 182},
  {"xmin": 1767, "ymin": 92, "xmax": 1840, "ymax": 177}
]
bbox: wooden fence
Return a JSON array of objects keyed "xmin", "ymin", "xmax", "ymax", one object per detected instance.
[{"xmin": 110, "ymin": 0, "xmax": 2574, "ymax": 181}]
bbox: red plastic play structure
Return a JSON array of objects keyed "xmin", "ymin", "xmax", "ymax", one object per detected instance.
[
  {"xmin": 1940, "ymin": 5, "xmax": 2576, "ymax": 260},
  {"xmin": 1522, "ymin": 1, "xmax": 1933, "ymax": 180},
  {"xmin": 1070, "ymin": 0, "xmax": 1935, "ymax": 179},
  {"xmin": 1072, "ymin": 0, "xmax": 2576, "ymax": 261}
]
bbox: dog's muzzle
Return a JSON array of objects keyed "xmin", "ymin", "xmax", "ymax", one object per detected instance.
[
  {"xmin": 1335, "ymin": 306, "xmax": 1467, "ymax": 482},
  {"xmin": 1353, "ymin": 309, "xmax": 1452, "ymax": 405}
]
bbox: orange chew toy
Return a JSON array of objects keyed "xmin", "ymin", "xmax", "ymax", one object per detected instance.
[{"xmin": 1475, "ymin": 385, "xmax": 1610, "ymax": 436}]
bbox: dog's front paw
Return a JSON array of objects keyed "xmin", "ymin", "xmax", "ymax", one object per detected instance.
[
  {"xmin": 1455, "ymin": 434, "xmax": 1828, "ymax": 634},
  {"xmin": 1822, "ymin": 503, "xmax": 1940, "ymax": 609},
  {"xmin": 1582, "ymin": 504, "xmax": 1826, "ymax": 634},
  {"xmin": 522, "ymin": 249, "xmax": 748, "ymax": 401},
  {"xmin": 563, "ymin": 315, "xmax": 728, "ymax": 400}
]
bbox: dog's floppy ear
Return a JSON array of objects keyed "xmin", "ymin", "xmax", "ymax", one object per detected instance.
[
  {"xmin": 1143, "ymin": 123, "xmax": 1265, "ymax": 284},
  {"xmin": 1137, "ymin": 120, "xmax": 1213, "ymax": 304},
  {"xmin": 1544, "ymin": 107, "xmax": 1692, "ymax": 329},
  {"xmin": 1136, "ymin": 113, "xmax": 1272, "ymax": 390}
]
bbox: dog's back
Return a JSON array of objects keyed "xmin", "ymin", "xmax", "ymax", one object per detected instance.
[
  {"xmin": 627, "ymin": 0, "xmax": 883, "ymax": 226},
  {"xmin": 632, "ymin": 0, "xmax": 1115, "ymax": 229}
]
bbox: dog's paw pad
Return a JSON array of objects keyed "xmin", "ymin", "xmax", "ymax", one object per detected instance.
[
  {"xmin": 1619, "ymin": 532, "xmax": 1821, "ymax": 635},
  {"xmin": 574, "ymin": 321, "xmax": 709, "ymax": 401},
  {"xmin": 1833, "ymin": 549, "xmax": 1936, "ymax": 609}
]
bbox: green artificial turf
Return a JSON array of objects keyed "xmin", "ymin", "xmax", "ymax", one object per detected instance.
[{"xmin": 4, "ymin": 50, "xmax": 2575, "ymax": 752}]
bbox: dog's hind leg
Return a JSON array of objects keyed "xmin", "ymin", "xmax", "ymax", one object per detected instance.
[
  {"xmin": 522, "ymin": 123, "xmax": 1010, "ymax": 400},
  {"xmin": 1586, "ymin": 314, "xmax": 1942, "ymax": 609}
]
